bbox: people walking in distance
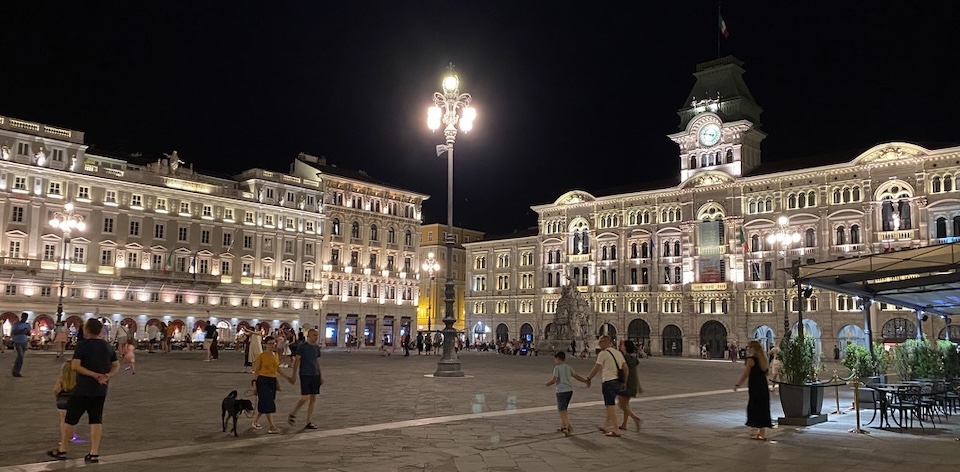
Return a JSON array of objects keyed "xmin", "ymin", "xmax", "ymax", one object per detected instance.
[
  {"xmin": 833, "ymin": 344, "xmax": 841, "ymax": 361},
  {"xmin": 416, "ymin": 331, "xmax": 424, "ymax": 355},
  {"xmin": 47, "ymin": 318, "xmax": 119, "ymax": 463},
  {"xmin": 424, "ymin": 334, "xmax": 433, "ymax": 355},
  {"xmin": 11, "ymin": 312, "xmax": 30, "ymax": 377},
  {"xmin": 252, "ymin": 336, "xmax": 293, "ymax": 434},
  {"xmin": 734, "ymin": 340, "xmax": 774, "ymax": 440},
  {"xmin": 286, "ymin": 328, "xmax": 322, "ymax": 430},
  {"xmin": 53, "ymin": 360, "xmax": 77, "ymax": 448},
  {"xmin": 434, "ymin": 332, "xmax": 443, "ymax": 356},
  {"xmin": 584, "ymin": 335, "xmax": 628, "ymax": 437},
  {"xmin": 379, "ymin": 334, "xmax": 390, "ymax": 356},
  {"xmin": 164, "ymin": 322, "xmax": 176, "ymax": 353},
  {"xmin": 121, "ymin": 338, "xmax": 136, "ymax": 374},
  {"xmin": 146, "ymin": 323, "xmax": 159, "ymax": 354},
  {"xmin": 701, "ymin": 343, "xmax": 709, "ymax": 359},
  {"xmin": 617, "ymin": 341, "xmax": 643, "ymax": 431},
  {"xmin": 728, "ymin": 342, "xmax": 738, "ymax": 362},
  {"xmin": 570, "ymin": 339, "xmax": 576, "ymax": 354},
  {"xmin": 54, "ymin": 322, "xmax": 69, "ymax": 359},
  {"xmin": 580, "ymin": 341, "xmax": 590, "ymax": 359},
  {"xmin": 402, "ymin": 332, "xmax": 411, "ymax": 357},
  {"xmin": 204, "ymin": 322, "xmax": 217, "ymax": 361},
  {"xmin": 545, "ymin": 351, "xmax": 589, "ymax": 436}
]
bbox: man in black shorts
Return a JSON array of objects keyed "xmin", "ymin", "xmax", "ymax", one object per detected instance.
[
  {"xmin": 48, "ymin": 318, "xmax": 119, "ymax": 463},
  {"xmin": 286, "ymin": 328, "xmax": 322, "ymax": 430}
]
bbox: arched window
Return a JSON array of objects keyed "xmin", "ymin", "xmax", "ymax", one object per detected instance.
[
  {"xmin": 370, "ymin": 224, "xmax": 378, "ymax": 241},
  {"xmin": 701, "ymin": 154, "xmax": 707, "ymax": 167},
  {"xmin": 631, "ymin": 243, "xmax": 638, "ymax": 258},
  {"xmin": 788, "ymin": 194, "xmax": 797, "ymax": 209},
  {"xmin": 749, "ymin": 200, "xmax": 757, "ymax": 213},
  {"xmin": 751, "ymin": 234, "xmax": 760, "ymax": 252},
  {"xmin": 836, "ymin": 226, "xmax": 846, "ymax": 245},
  {"xmin": 842, "ymin": 188, "xmax": 851, "ymax": 203},
  {"xmin": 547, "ymin": 251, "xmax": 553, "ymax": 264},
  {"xmin": 546, "ymin": 273, "xmax": 553, "ymax": 287},
  {"xmin": 765, "ymin": 199, "xmax": 773, "ymax": 212},
  {"xmin": 805, "ymin": 228, "xmax": 816, "ymax": 248},
  {"xmin": 936, "ymin": 217, "xmax": 947, "ymax": 239},
  {"xmin": 332, "ymin": 218, "xmax": 341, "ymax": 236},
  {"xmin": 673, "ymin": 241, "xmax": 681, "ymax": 256},
  {"xmin": 726, "ymin": 149, "xmax": 733, "ymax": 163},
  {"xmin": 850, "ymin": 224, "xmax": 860, "ymax": 244},
  {"xmin": 808, "ymin": 191, "xmax": 817, "ymax": 207},
  {"xmin": 674, "ymin": 266, "xmax": 682, "ymax": 284},
  {"xmin": 610, "ymin": 245, "xmax": 617, "ymax": 259},
  {"xmin": 600, "ymin": 270, "xmax": 608, "ymax": 285},
  {"xmin": 852, "ymin": 186, "xmax": 861, "ymax": 201},
  {"xmin": 404, "ymin": 230, "xmax": 412, "ymax": 246},
  {"xmin": 690, "ymin": 156, "xmax": 697, "ymax": 169},
  {"xmin": 601, "ymin": 246, "xmax": 608, "ymax": 260},
  {"xmin": 641, "ymin": 242, "xmax": 649, "ymax": 258},
  {"xmin": 555, "ymin": 250, "xmax": 561, "ymax": 262},
  {"xmin": 833, "ymin": 189, "xmax": 841, "ymax": 204},
  {"xmin": 798, "ymin": 192, "xmax": 806, "ymax": 208},
  {"xmin": 351, "ymin": 221, "xmax": 360, "ymax": 239},
  {"xmin": 945, "ymin": 175, "xmax": 954, "ymax": 192},
  {"xmin": 954, "ymin": 216, "xmax": 960, "ymax": 237},
  {"xmin": 675, "ymin": 209, "xmax": 681, "ymax": 221},
  {"xmin": 663, "ymin": 242, "xmax": 670, "ymax": 257},
  {"xmin": 932, "ymin": 176, "xmax": 942, "ymax": 193},
  {"xmin": 387, "ymin": 227, "xmax": 395, "ymax": 243}
]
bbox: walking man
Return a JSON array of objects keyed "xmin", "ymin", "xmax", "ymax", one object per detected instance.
[
  {"xmin": 204, "ymin": 322, "xmax": 217, "ymax": 361},
  {"xmin": 584, "ymin": 335, "xmax": 628, "ymax": 437},
  {"xmin": 287, "ymin": 328, "xmax": 322, "ymax": 430},
  {"xmin": 47, "ymin": 318, "xmax": 119, "ymax": 463},
  {"xmin": 11, "ymin": 312, "xmax": 30, "ymax": 377},
  {"xmin": 402, "ymin": 332, "xmax": 410, "ymax": 357}
]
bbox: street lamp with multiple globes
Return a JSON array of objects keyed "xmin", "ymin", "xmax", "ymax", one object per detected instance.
[
  {"xmin": 422, "ymin": 252, "xmax": 440, "ymax": 334},
  {"xmin": 49, "ymin": 202, "xmax": 86, "ymax": 325},
  {"xmin": 766, "ymin": 216, "xmax": 801, "ymax": 338},
  {"xmin": 427, "ymin": 63, "xmax": 475, "ymax": 377}
]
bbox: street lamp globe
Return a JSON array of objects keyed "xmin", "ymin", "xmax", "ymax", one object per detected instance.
[{"xmin": 442, "ymin": 74, "xmax": 459, "ymax": 93}]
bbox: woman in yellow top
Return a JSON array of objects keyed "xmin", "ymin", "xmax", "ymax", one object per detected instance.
[{"xmin": 252, "ymin": 336, "xmax": 294, "ymax": 433}]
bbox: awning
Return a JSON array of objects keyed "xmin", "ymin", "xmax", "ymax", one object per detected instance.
[{"xmin": 795, "ymin": 242, "xmax": 960, "ymax": 319}]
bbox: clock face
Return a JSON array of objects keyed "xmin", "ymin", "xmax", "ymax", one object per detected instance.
[{"xmin": 699, "ymin": 124, "xmax": 721, "ymax": 147}]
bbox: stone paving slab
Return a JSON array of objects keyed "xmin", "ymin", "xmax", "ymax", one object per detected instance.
[{"xmin": 0, "ymin": 349, "xmax": 958, "ymax": 471}]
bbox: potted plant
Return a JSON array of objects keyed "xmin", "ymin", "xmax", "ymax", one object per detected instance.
[
  {"xmin": 841, "ymin": 343, "xmax": 889, "ymax": 384},
  {"xmin": 777, "ymin": 334, "xmax": 826, "ymax": 424}
]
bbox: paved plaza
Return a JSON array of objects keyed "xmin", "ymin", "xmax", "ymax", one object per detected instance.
[{"xmin": 0, "ymin": 347, "xmax": 957, "ymax": 471}]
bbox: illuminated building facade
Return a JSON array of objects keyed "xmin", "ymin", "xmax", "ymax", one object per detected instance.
[
  {"xmin": 0, "ymin": 117, "xmax": 427, "ymax": 348},
  {"xmin": 465, "ymin": 56, "xmax": 960, "ymax": 356}
]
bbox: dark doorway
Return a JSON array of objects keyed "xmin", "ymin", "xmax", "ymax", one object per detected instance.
[
  {"xmin": 699, "ymin": 320, "xmax": 728, "ymax": 359},
  {"xmin": 496, "ymin": 323, "xmax": 509, "ymax": 343},
  {"xmin": 597, "ymin": 322, "xmax": 618, "ymax": 342},
  {"xmin": 520, "ymin": 323, "xmax": 534, "ymax": 343},
  {"xmin": 627, "ymin": 318, "xmax": 651, "ymax": 353},
  {"xmin": 662, "ymin": 325, "xmax": 683, "ymax": 356}
]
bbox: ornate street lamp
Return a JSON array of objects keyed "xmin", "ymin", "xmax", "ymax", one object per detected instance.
[
  {"xmin": 767, "ymin": 216, "xmax": 801, "ymax": 338},
  {"xmin": 427, "ymin": 63, "xmax": 475, "ymax": 377},
  {"xmin": 422, "ymin": 252, "xmax": 440, "ymax": 335},
  {"xmin": 49, "ymin": 202, "xmax": 86, "ymax": 325}
]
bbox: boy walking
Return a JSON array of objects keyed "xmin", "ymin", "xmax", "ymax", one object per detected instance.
[
  {"xmin": 286, "ymin": 328, "xmax": 322, "ymax": 430},
  {"xmin": 545, "ymin": 351, "xmax": 589, "ymax": 436}
]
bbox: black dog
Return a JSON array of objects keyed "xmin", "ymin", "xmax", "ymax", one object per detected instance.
[{"xmin": 221, "ymin": 390, "xmax": 255, "ymax": 436}]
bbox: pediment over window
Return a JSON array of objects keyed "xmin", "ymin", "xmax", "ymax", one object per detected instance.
[
  {"xmin": 554, "ymin": 190, "xmax": 596, "ymax": 206},
  {"xmin": 5, "ymin": 230, "xmax": 28, "ymax": 237},
  {"xmin": 98, "ymin": 240, "xmax": 118, "ymax": 247},
  {"xmin": 854, "ymin": 142, "xmax": 929, "ymax": 164}
]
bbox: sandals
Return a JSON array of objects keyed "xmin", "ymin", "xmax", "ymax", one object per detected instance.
[
  {"xmin": 47, "ymin": 450, "xmax": 67, "ymax": 461},
  {"xmin": 604, "ymin": 431, "xmax": 622, "ymax": 437},
  {"xmin": 288, "ymin": 414, "xmax": 296, "ymax": 426},
  {"xmin": 268, "ymin": 427, "xmax": 280, "ymax": 434},
  {"xmin": 304, "ymin": 423, "xmax": 318, "ymax": 430},
  {"xmin": 750, "ymin": 434, "xmax": 767, "ymax": 441},
  {"xmin": 251, "ymin": 422, "xmax": 263, "ymax": 430},
  {"xmin": 84, "ymin": 454, "xmax": 100, "ymax": 463}
]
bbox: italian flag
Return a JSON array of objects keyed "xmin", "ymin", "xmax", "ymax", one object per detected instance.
[
  {"xmin": 739, "ymin": 226, "xmax": 748, "ymax": 253},
  {"xmin": 719, "ymin": 15, "xmax": 730, "ymax": 38}
]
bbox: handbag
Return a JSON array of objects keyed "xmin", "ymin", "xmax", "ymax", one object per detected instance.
[{"xmin": 56, "ymin": 390, "xmax": 72, "ymax": 410}]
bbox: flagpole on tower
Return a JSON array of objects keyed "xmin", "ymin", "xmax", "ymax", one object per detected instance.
[{"xmin": 717, "ymin": 1, "xmax": 721, "ymax": 58}]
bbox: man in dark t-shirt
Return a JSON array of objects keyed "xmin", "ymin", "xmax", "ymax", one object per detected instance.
[
  {"xmin": 286, "ymin": 328, "xmax": 322, "ymax": 430},
  {"xmin": 204, "ymin": 323, "xmax": 218, "ymax": 361},
  {"xmin": 48, "ymin": 318, "xmax": 119, "ymax": 463}
]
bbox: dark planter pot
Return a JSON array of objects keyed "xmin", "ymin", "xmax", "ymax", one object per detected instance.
[
  {"xmin": 779, "ymin": 383, "xmax": 811, "ymax": 418},
  {"xmin": 809, "ymin": 384, "xmax": 825, "ymax": 415}
]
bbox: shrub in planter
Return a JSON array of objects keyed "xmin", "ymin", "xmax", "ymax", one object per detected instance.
[
  {"xmin": 781, "ymin": 334, "xmax": 816, "ymax": 385},
  {"xmin": 940, "ymin": 341, "xmax": 960, "ymax": 380},
  {"xmin": 893, "ymin": 337, "xmax": 947, "ymax": 380}
]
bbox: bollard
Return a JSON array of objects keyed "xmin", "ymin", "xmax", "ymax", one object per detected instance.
[
  {"xmin": 847, "ymin": 374, "xmax": 869, "ymax": 435},
  {"xmin": 830, "ymin": 370, "xmax": 845, "ymax": 415}
]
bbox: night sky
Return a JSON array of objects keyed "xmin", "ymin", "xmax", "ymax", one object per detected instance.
[{"xmin": 3, "ymin": 2, "xmax": 958, "ymax": 235}]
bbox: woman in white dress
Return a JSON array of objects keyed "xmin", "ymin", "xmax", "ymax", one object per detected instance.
[{"xmin": 244, "ymin": 327, "xmax": 264, "ymax": 371}]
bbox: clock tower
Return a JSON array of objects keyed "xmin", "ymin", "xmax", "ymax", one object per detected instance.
[{"xmin": 668, "ymin": 56, "xmax": 766, "ymax": 184}]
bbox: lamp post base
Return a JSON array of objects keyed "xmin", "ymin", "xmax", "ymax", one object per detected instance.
[{"xmin": 433, "ymin": 359, "xmax": 464, "ymax": 377}]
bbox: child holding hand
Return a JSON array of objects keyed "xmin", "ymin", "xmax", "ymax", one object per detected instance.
[{"xmin": 545, "ymin": 351, "xmax": 589, "ymax": 436}]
